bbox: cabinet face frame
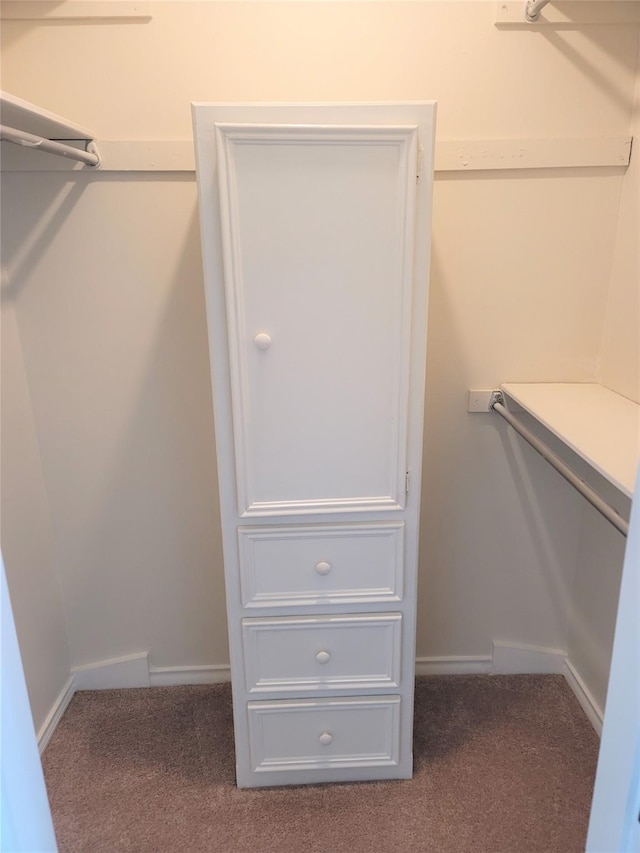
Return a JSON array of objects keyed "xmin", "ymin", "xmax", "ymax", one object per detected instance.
[{"xmin": 193, "ymin": 102, "xmax": 436, "ymax": 788}]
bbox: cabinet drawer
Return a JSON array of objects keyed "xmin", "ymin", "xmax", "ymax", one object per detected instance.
[
  {"xmin": 248, "ymin": 695, "xmax": 401, "ymax": 773},
  {"xmin": 238, "ymin": 522, "xmax": 404, "ymax": 608},
  {"xmin": 242, "ymin": 613, "xmax": 402, "ymax": 693}
]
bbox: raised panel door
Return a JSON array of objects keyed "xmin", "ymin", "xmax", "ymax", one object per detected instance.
[{"xmin": 215, "ymin": 124, "xmax": 418, "ymax": 516}]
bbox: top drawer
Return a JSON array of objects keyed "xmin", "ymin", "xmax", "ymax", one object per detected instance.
[{"xmin": 238, "ymin": 522, "xmax": 404, "ymax": 608}]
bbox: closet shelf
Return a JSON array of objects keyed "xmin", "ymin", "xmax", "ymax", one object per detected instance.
[
  {"xmin": 1, "ymin": 91, "xmax": 93, "ymax": 140},
  {"xmin": 500, "ymin": 383, "xmax": 639, "ymax": 499},
  {"xmin": 0, "ymin": 90, "xmax": 100, "ymax": 166}
]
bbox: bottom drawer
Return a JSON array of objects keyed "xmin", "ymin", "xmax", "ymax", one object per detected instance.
[{"xmin": 247, "ymin": 695, "xmax": 401, "ymax": 774}]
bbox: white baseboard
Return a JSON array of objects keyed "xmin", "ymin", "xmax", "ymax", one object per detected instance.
[
  {"xmin": 149, "ymin": 664, "xmax": 231, "ymax": 686},
  {"xmin": 415, "ymin": 655, "xmax": 492, "ymax": 676},
  {"xmin": 563, "ymin": 658, "xmax": 604, "ymax": 735},
  {"xmin": 71, "ymin": 653, "xmax": 231, "ymax": 689},
  {"xmin": 40, "ymin": 646, "xmax": 603, "ymax": 750},
  {"xmin": 492, "ymin": 640, "xmax": 566, "ymax": 674},
  {"xmin": 72, "ymin": 652, "xmax": 150, "ymax": 689},
  {"xmin": 37, "ymin": 676, "xmax": 75, "ymax": 754},
  {"xmin": 416, "ymin": 643, "xmax": 568, "ymax": 678},
  {"xmin": 490, "ymin": 640, "xmax": 603, "ymax": 734}
]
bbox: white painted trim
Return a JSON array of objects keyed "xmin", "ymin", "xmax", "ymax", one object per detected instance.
[
  {"xmin": 1, "ymin": 556, "xmax": 58, "ymax": 851},
  {"xmin": 436, "ymin": 137, "xmax": 631, "ymax": 172},
  {"xmin": 2, "ymin": 137, "xmax": 632, "ymax": 173},
  {"xmin": 491, "ymin": 640, "xmax": 566, "ymax": 674},
  {"xmin": 38, "ymin": 663, "xmax": 231, "ymax": 752},
  {"xmin": 414, "ymin": 655, "xmax": 493, "ymax": 676},
  {"xmin": 563, "ymin": 658, "xmax": 604, "ymax": 735},
  {"xmin": 72, "ymin": 652, "xmax": 150, "ymax": 690},
  {"xmin": 490, "ymin": 640, "xmax": 603, "ymax": 734},
  {"xmin": 36, "ymin": 676, "xmax": 75, "ymax": 754},
  {"xmin": 1, "ymin": 1, "xmax": 153, "ymax": 20},
  {"xmin": 148, "ymin": 664, "xmax": 231, "ymax": 686},
  {"xmin": 33, "ymin": 651, "xmax": 605, "ymax": 755},
  {"xmin": 587, "ymin": 463, "xmax": 640, "ymax": 850}
]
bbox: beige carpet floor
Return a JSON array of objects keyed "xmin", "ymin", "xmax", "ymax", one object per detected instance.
[{"xmin": 42, "ymin": 675, "xmax": 599, "ymax": 853}]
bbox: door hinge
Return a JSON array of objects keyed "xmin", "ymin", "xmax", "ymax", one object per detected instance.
[
  {"xmin": 416, "ymin": 145, "xmax": 424, "ymax": 183},
  {"xmin": 405, "ymin": 470, "xmax": 411, "ymax": 495}
]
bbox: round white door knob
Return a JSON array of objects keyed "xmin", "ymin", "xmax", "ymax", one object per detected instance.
[
  {"xmin": 315, "ymin": 561, "xmax": 331, "ymax": 576},
  {"xmin": 254, "ymin": 333, "xmax": 272, "ymax": 351},
  {"xmin": 315, "ymin": 650, "xmax": 331, "ymax": 664},
  {"xmin": 318, "ymin": 732, "xmax": 333, "ymax": 746}
]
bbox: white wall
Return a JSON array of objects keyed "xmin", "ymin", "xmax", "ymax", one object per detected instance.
[
  {"xmin": 1, "ymin": 298, "xmax": 70, "ymax": 732},
  {"xmin": 1, "ymin": 174, "xmax": 228, "ymax": 671},
  {"xmin": 1, "ymin": 2, "xmax": 635, "ymax": 142},
  {"xmin": 418, "ymin": 168, "xmax": 623, "ymax": 658},
  {"xmin": 567, "ymin": 33, "xmax": 640, "ymax": 714},
  {"xmin": 1, "ymin": 3, "xmax": 638, "ymax": 706},
  {"xmin": 600, "ymin": 36, "xmax": 640, "ymax": 405}
]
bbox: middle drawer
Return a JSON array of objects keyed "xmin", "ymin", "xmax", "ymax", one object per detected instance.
[
  {"xmin": 237, "ymin": 522, "xmax": 405, "ymax": 608},
  {"xmin": 242, "ymin": 613, "xmax": 402, "ymax": 693}
]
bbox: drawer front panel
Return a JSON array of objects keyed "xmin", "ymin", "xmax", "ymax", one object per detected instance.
[
  {"xmin": 248, "ymin": 696, "xmax": 401, "ymax": 773},
  {"xmin": 238, "ymin": 522, "xmax": 404, "ymax": 608},
  {"xmin": 242, "ymin": 613, "xmax": 402, "ymax": 692}
]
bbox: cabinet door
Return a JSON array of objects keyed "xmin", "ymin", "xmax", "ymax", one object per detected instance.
[{"xmin": 213, "ymin": 121, "xmax": 419, "ymax": 516}]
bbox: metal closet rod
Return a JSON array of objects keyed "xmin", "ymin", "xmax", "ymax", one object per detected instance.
[
  {"xmin": 0, "ymin": 124, "xmax": 100, "ymax": 167},
  {"xmin": 491, "ymin": 394, "xmax": 629, "ymax": 537}
]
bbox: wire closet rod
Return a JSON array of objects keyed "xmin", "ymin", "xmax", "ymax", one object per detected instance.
[
  {"xmin": 0, "ymin": 124, "xmax": 100, "ymax": 167},
  {"xmin": 491, "ymin": 395, "xmax": 629, "ymax": 537}
]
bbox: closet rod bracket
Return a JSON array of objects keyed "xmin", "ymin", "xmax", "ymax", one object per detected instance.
[
  {"xmin": 489, "ymin": 390, "xmax": 504, "ymax": 410},
  {"xmin": 0, "ymin": 124, "xmax": 101, "ymax": 167},
  {"xmin": 525, "ymin": 0, "xmax": 552, "ymax": 22},
  {"xmin": 86, "ymin": 140, "xmax": 102, "ymax": 168}
]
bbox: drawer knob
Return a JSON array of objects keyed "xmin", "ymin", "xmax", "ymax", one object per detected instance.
[
  {"xmin": 254, "ymin": 332, "xmax": 272, "ymax": 351},
  {"xmin": 315, "ymin": 650, "xmax": 331, "ymax": 665},
  {"xmin": 315, "ymin": 561, "xmax": 331, "ymax": 576},
  {"xmin": 318, "ymin": 732, "xmax": 333, "ymax": 746}
]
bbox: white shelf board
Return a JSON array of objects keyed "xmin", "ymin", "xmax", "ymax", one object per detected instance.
[
  {"xmin": 501, "ymin": 383, "xmax": 640, "ymax": 498},
  {"xmin": 1, "ymin": 91, "xmax": 94, "ymax": 140}
]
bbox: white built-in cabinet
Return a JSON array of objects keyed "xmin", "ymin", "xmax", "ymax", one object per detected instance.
[{"xmin": 192, "ymin": 103, "xmax": 436, "ymax": 787}]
